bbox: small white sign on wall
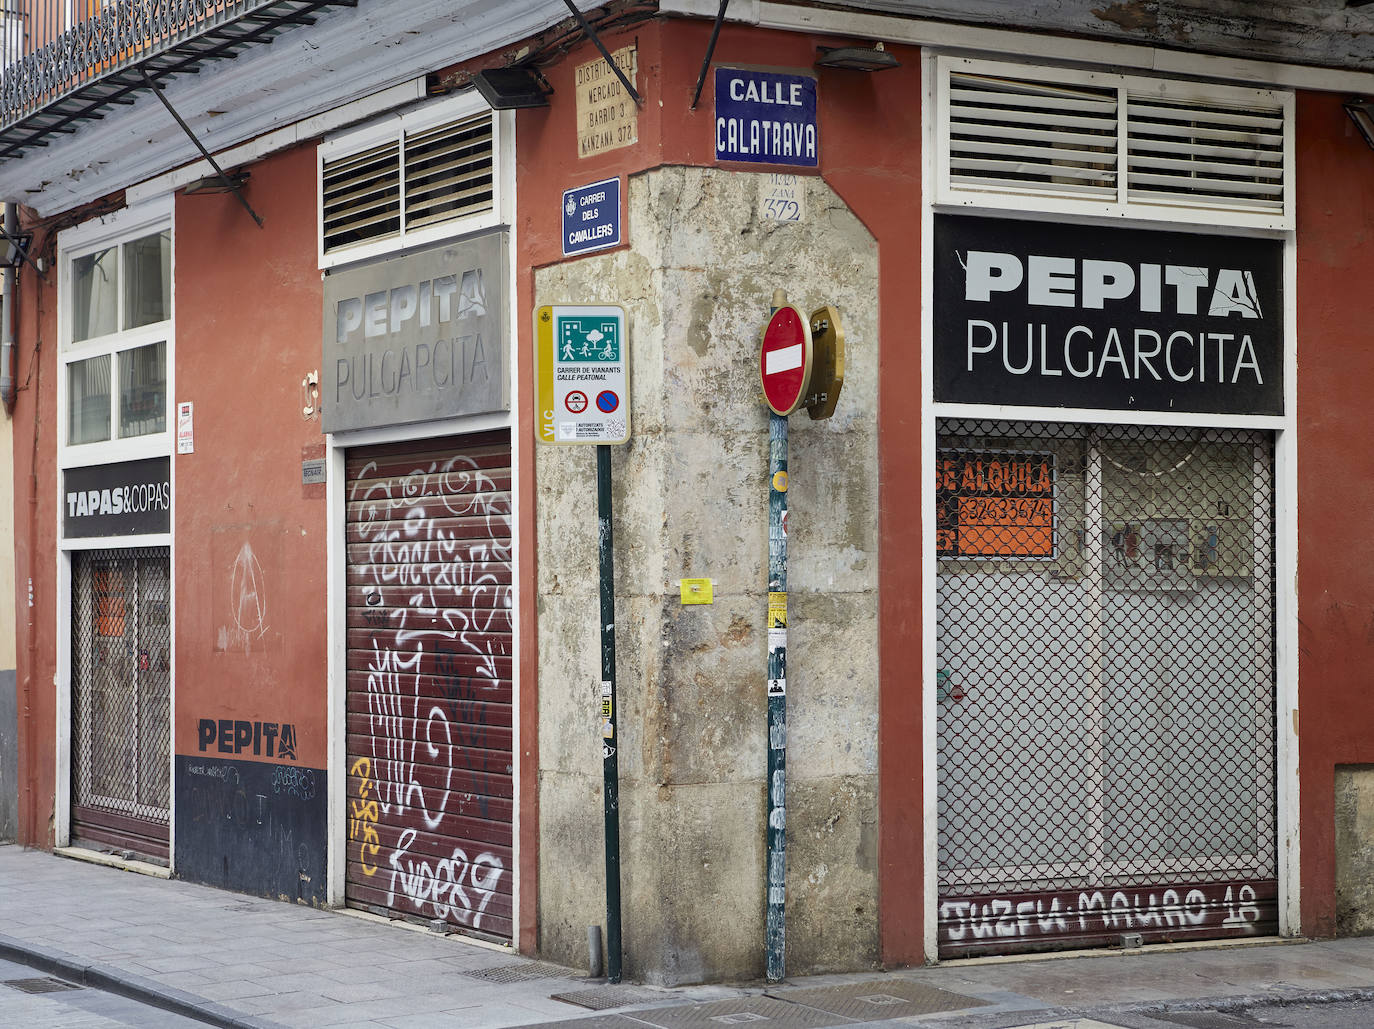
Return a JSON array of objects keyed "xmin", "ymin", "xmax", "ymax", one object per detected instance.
[
  {"xmin": 176, "ymin": 401, "xmax": 194, "ymax": 454},
  {"xmin": 760, "ymin": 173, "xmax": 806, "ymax": 223}
]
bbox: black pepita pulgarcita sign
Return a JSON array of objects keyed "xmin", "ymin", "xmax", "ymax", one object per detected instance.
[{"xmin": 933, "ymin": 214, "xmax": 1283, "ymax": 416}]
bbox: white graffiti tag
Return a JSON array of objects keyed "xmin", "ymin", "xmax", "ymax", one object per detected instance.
[{"xmin": 349, "ymin": 449, "xmax": 512, "ymax": 929}]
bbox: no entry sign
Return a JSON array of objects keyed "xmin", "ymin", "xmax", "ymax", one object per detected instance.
[{"xmin": 759, "ymin": 305, "xmax": 813, "ymax": 416}]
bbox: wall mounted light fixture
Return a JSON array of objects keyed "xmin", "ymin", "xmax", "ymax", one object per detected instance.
[
  {"xmin": 815, "ymin": 42, "xmax": 900, "ymax": 72},
  {"xmin": 471, "ymin": 67, "xmax": 551, "ymax": 109}
]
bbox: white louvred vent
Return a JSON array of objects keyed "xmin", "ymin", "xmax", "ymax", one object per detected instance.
[
  {"xmin": 404, "ymin": 112, "xmax": 494, "ymax": 231},
  {"xmin": 319, "ymin": 98, "xmax": 499, "ymax": 264},
  {"xmin": 1126, "ymin": 93, "xmax": 1285, "ymax": 213},
  {"xmin": 322, "ymin": 139, "xmax": 400, "ymax": 253},
  {"xmin": 947, "ymin": 72, "xmax": 1119, "ymax": 200},
  {"xmin": 939, "ymin": 58, "xmax": 1292, "ymax": 229}
]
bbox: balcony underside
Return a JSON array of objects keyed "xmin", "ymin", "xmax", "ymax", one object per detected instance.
[{"xmin": 0, "ymin": 0, "xmax": 359, "ymax": 164}]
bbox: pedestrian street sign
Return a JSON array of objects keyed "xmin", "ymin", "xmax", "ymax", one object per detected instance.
[{"xmin": 535, "ymin": 304, "xmax": 630, "ymax": 445}]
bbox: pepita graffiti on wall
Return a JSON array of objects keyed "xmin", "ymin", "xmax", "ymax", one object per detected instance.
[{"xmin": 196, "ymin": 718, "xmax": 298, "ymax": 761}]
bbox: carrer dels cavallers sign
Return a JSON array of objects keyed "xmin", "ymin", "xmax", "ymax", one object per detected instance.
[
  {"xmin": 322, "ymin": 231, "xmax": 509, "ymax": 433},
  {"xmin": 933, "ymin": 215, "xmax": 1283, "ymax": 415}
]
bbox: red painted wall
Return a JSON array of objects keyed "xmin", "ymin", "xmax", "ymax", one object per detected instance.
[
  {"xmin": 515, "ymin": 18, "xmax": 926, "ymax": 965},
  {"xmin": 10, "ymin": 201, "xmax": 62, "ymax": 849},
  {"xmin": 1295, "ymin": 89, "xmax": 1374, "ymax": 939},
  {"xmin": 172, "ymin": 143, "xmax": 326, "ymax": 770}
]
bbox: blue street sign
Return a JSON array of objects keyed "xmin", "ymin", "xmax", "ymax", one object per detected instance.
[
  {"xmin": 714, "ymin": 67, "xmax": 818, "ymax": 167},
  {"xmin": 563, "ymin": 177, "xmax": 622, "ymax": 257}
]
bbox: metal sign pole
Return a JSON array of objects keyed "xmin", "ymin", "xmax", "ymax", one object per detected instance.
[
  {"xmin": 597, "ymin": 442, "xmax": 623, "ymax": 983},
  {"xmin": 765, "ymin": 411, "xmax": 788, "ymax": 983}
]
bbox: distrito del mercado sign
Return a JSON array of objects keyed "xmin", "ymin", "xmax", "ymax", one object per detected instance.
[{"xmin": 933, "ymin": 215, "xmax": 1284, "ymax": 416}]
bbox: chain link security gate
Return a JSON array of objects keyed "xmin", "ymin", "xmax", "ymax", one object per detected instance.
[
  {"xmin": 936, "ymin": 420, "xmax": 1276, "ymax": 956},
  {"xmin": 71, "ymin": 547, "xmax": 171, "ymax": 860}
]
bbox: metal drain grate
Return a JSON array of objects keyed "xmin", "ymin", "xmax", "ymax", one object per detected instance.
[
  {"xmin": 630, "ymin": 997, "xmax": 852, "ymax": 1029},
  {"xmin": 766, "ymin": 979, "xmax": 989, "ymax": 1020},
  {"xmin": 552, "ymin": 985, "xmax": 665, "ymax": 1010},
  {"xmin": 4, "ymin": 977, "xmax": 83, "ymax": 994},
  {"xmin": 505, "ymin": 1018, "xmax": 656, "ymax": 1029},
  {"xmin": 464, "ymin": 961, "xmax": 575, "ymax": 984}
]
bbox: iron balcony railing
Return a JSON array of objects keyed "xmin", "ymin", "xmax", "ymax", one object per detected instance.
[{"xmin": 0, "ymin": 0, "xmax": 356, "ymax": 160}]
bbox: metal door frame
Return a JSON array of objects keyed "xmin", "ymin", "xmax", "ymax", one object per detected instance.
[
  {"xmin": 932, "ymin": 424, "xmax": 1278, "ymax": 938},
  {"xmin": 63, "ymin": 543, "xmax": 174, "ymax": 859},
  {"xmin": 918, "ymin": 52, "xmax": 1300, "ymax": 964}
]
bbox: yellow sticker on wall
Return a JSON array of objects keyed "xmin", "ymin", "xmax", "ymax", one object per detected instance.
[
  {"xmin": 680, "ymin": 578, "xmax": 714, "ymax": 604},
  {"xmin": 767, "ymin": 591, "xmax": 787, "ymax": 628}
]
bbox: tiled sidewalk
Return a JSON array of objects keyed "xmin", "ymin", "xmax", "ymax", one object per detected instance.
[{"xmin": 3, "ymin": 844, "xmax": 1374, "ymax": 1029}]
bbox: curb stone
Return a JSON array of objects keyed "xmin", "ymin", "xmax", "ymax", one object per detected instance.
[{"xmin": 0, "ymin": 931, "xmax": 283, "ymax": 1029}]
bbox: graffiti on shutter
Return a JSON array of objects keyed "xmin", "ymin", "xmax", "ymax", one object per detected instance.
[{"xmin": 344, "ymin": 431, "xmax": 514, "ymax": 941}]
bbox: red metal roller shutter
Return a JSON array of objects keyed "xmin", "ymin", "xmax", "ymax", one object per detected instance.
[{"xmin": 344, "ymin": 431, "xmax": 514, "ymax": 943}]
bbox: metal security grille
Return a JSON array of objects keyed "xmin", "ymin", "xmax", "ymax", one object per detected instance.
[
  {"xmin": 71, "ymin": 547, "xmax": 171, "ymax": 860},
  {"xmin": 344, "ymin": 431, "xmax": 514, "ymax": 943},
  {"xmin": 936, "ymin": 421, "xmax": 1277, "ymax": 957}
]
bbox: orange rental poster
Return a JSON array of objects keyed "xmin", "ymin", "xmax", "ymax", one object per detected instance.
[{"xmin": 936, "ymin": 450, "xmax": 1055, "ymax": 558}]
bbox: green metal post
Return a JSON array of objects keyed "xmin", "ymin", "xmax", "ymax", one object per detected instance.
[{"xmin": 597, "ymin": 443, "xmax": 623, "ymax": 983}]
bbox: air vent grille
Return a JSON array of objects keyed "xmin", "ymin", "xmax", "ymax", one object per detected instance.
[
  {"xmin": 404, "ymin": 113, "xmax": 494, "ymax": 231},
  {"xmin": 1126, "ymin": 94, "xmax": 1285, "ymax": 212},
  {"xmin": 948, "ymin": 72, "xmax": 1118, "ymax": 200},
  {"xmin": 322, "ymin": 139, "xmax": 400, "ymax": 254},
  {"xmin": 321, "ymin": 107, "xmax": 497, "ymax": 258},
  {"xmin": 941, "ymin": 60, "xmax": 1291, "ymax": 226}
]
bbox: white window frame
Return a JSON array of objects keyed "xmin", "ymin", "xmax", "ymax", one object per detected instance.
[
  {"xmin": 56, "ymin": 197, "xmax": 175, "ymax": 471},
  {"xmin": 935, "ymin": 55, "xmax": 1296, "ymax": 232},
  {"xmin": 318, "ymin": 90, "xmax": 503, "ymax": 270}
]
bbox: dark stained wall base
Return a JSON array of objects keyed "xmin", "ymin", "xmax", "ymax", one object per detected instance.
[
  {"xmin": 174, "ymin": 754, "xmax": 327, "ymax": 905},
  {"xmin": 0, "ymin": 669, "xmax": 14, "ymax": 842}
]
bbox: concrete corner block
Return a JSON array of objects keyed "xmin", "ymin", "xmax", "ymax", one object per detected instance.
[{"xmin": 784, "ymin": 774, "xmax": 881, "ymax": 972}]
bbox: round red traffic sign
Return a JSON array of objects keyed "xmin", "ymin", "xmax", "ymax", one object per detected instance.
[
  {"xmin": 565, "ymin": 390, "xmax": 588, "ymax": 413},
  {"xmin": 759, "ymin": 305, "xmax": 813, "ymax": 416}
]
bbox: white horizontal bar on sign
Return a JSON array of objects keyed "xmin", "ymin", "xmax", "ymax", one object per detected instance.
[
  {"xmin": 1128, "ymin": 154, "xmax": 1284, "ymax": 179},
  {"xmin": 948, "ymin": 175, "xmax": 1117, "ymax": 198},
  {"xmin": 949, "ymin": 157, "xmax": 1115, "ymax": 182},
  {"xmin": 949, "ymin": 104, "xmax": 1114, "ymax": 132},
  {"xmin": 955, "ymin": 122, "xmax": 1117, "ymax": 150},
  {"xmin": 1127, "ymin": 100, "xmax": 1284, "ymax": 129},
  {"xmin": 1125, "ymin": 189, "xmax": 1282, "ymax": 211},
  {"xmin": 765, "ymin": 344, "xmax": 804, "ymax": 375},
  {"xmin": 952, "ymin": 138, "xmax": 1115, "ymax": 165},
  {"xmin": 1130, "ymin": 137, "xmax": 1281, "ymax": 163},
  {"xmin": 1128, "ymin": 170, "xmax": 1283, "ymax": 196},
  {"xmin": 1131, "ymin": 122, "xmax": 1284, "ymax": 147},
  {"xmin": 947, "ymin": 85, "xmax": 1116, "ymax": 115}
]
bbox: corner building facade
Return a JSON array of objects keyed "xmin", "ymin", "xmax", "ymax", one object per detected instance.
[{"xmin": 5, "ymin": 0, "xmax": 1374, "ymax": 983}]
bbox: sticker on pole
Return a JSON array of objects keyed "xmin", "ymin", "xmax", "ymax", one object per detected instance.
[
  {"xmin": 759, "ymin": 305, "xmax": 813, "ymax": 416},
  {"xmin": 535, "ymin": 304, "xmax": 630, "ymax": 445}
]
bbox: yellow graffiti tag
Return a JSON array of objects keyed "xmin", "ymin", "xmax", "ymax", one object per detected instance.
[{"xmin": 348, "ymin": 756, "xmax": 381, "ymax": 876}]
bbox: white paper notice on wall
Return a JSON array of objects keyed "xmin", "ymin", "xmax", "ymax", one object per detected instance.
[
  {"xmin": 760, "ymin": 173, "xmax": 805, "ymax": 223},
  {"xmin": 176, "ymin": 401, "xmax": 194, "ymax": 454}
]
